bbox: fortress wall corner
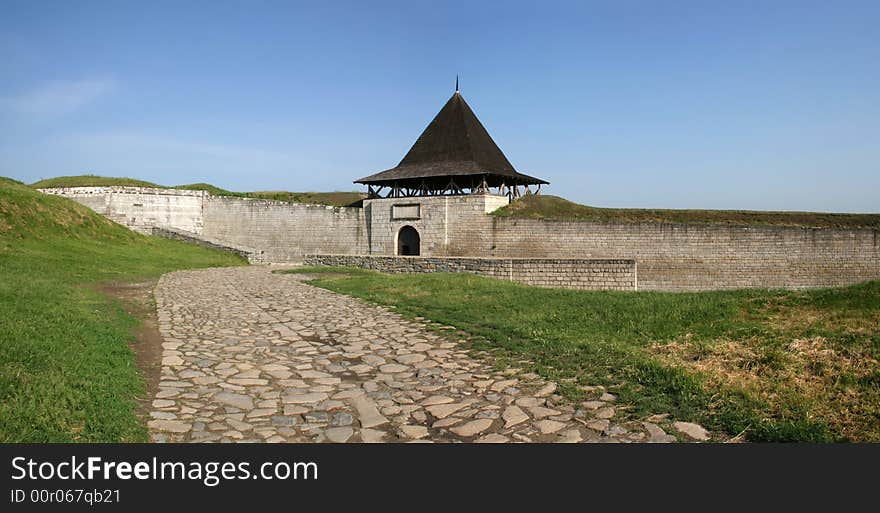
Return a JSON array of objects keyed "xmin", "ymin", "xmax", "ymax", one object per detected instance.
[{"xmin": 39, "ymin": 186, "xmax": 206, "ymax": 234}]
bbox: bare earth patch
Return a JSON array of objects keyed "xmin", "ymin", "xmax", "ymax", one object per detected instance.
[{"xmin": 91, "ymin": 279, "xmax": 164, "ymax": 427}]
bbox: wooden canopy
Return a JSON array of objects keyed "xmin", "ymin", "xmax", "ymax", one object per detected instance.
[{"xmin": 356, "ymin": 91, "xmax": 548, "ymax": 198}]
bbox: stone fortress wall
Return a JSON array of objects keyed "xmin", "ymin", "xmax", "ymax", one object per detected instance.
[
  {"xmin": 485, "ymin": 219, "xmax": 880, "ymax": 291},
  {"xmin": 40, "ymin": 186, "xmax": 206, "ymax": 234},
  {"xmin": 39, "ymin": 186, "xmax": 880, "ymax": 291},
  {"xmin": 201, "ymin": 196, "xmax": 368, "ymax": 263}
]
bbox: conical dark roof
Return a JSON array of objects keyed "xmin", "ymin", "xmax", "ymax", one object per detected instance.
[{"xmin": 356, "ymin": 92, "xmax": 547, "ymax": 186}]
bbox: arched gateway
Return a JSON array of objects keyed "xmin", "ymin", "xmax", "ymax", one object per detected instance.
[{"xmin": 397, "ymin": 226, "xmax": 420, "ymax": 256}]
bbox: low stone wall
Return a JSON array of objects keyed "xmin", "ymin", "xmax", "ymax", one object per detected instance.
[
  {"xmin": 151, "ymin": 226, "xmax": 265, "ymax": 264},
  {"xmin": 304, "ymin": 254, "xmax": 637, "ymax": 291}
]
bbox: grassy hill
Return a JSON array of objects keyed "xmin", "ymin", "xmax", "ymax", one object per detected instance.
[
  {"xmin": 0, "ymin": 177, "xmax": 245, "ymax": 442},
  {"xmin": 31, "ymin": 174, "xmax": 164, "ymax": 189},
  {"xmin": 31, "ymin": 175, "xmax": 365, "ymax": 207},
  {"xmin": 494, "ymin": 194, "xmax": 880, "ymax": 230}
]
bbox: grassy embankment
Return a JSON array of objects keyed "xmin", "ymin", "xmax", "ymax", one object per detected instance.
[
  {"xmin": 289, "ymin": 267, "xmax": 880, "ymax": 442},
  {"xmin": 32, "ymin": 175, "xmax": 365, "ymax": 207},
  {"xmin": 494, "ymin": 194, "xmax": 880, "ymax": 229},
  {"xmin": 0, "ymin": 177, "xmax": 245, "ymax": 442}
]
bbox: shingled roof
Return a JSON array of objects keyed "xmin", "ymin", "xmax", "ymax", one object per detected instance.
[{"xmin": 355, "ymin": 91, "xmax": 548, "ymax": 188}]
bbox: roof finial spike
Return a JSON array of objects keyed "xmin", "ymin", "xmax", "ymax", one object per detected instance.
[{"xmin": 455, "ymin": 75, "xmax": 459, "ymax": 93}]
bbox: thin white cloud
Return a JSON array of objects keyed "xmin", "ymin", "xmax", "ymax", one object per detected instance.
[
  {"xmin": 63, "ymin": 132, "xmax": 296, "ymax": 163},
  {"xmin": 52, "ymin": 132, "xmax": 317, "ymax": 186},
  {"xmin": 0, "ymin": 77, "xmax": 117, "ymax": 117}
]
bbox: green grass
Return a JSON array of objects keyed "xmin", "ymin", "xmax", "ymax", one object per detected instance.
[
  {"xmin": 0, "ymin": 177, "xmax": 246, "ymax": 442},
  {"xmin": 288, "ymin": 267, "xmax": 880, "ymax": 442},
  {"xmin": 245, "ymin": 191, "xmax": 365, "ymax": 207},
  {"xmin": 30, "ymin": 175, "xmax": 365, "ymax": 207},
  {"xmin": 494, "ymin": 195, "xmax": 880, "ymax": 230},
  {"xmin": 171, "ymin": 182, "xmax": 243, "ymax": 196},
  {"xmin": 31, "ymin": 174, "xmax": 164, "ymax": 189}
]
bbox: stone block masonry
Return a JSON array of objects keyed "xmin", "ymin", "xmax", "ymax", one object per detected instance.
[
  {"xmin": 201, "ymin": 196, "xmax": 367, "ymax": 263},
  {"xmin": 304, "ymin": 255, "xmax": 638, "ymax": 291},
  {"xmin": 362, "ymin": 194, "xmax": 510, "ymax": 256},
  {"xmin": 485, "ymin": 219, "xmax": 880, "ymax": 291}
]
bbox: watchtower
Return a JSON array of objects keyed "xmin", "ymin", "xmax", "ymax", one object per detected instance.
[{"xmin": 356, "ymin": 84, "xmax": 548, "ymax": 256}]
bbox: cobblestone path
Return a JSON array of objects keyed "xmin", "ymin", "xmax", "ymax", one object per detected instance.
[{"xmin": 148, "ymin": 266, "xmax": 688, "ymax": 443}]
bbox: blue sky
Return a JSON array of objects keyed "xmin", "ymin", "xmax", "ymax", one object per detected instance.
[{"xmin": 1, "ymin": 0, "xmax": 878, "ymax": 212}]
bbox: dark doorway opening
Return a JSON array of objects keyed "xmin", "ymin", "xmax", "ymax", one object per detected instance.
[{"xmin": 397, "ymin": 226, "xmax": 420, "ymax": 256}]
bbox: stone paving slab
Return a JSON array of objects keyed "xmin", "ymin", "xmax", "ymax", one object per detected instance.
[{"xmin": 148, "ymin": 266, "xmax": 689, "ymax": 443}]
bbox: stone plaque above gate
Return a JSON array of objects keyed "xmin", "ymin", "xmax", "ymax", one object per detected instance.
[{"xmin": 391, "ymin": 203, "xmax": 421, "ymax": 220}]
